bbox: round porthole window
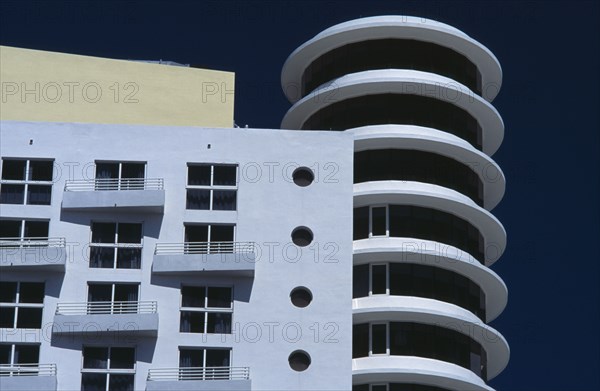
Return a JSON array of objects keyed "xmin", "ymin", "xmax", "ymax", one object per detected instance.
[
  {"xmin": 292, "ymin": 167, "xmax": 314, "ymax": 187},
  {"xmin": 290, "ymin": 287, "xmax": 313, "ymax": 308},
  {"xmin": 288, "ymin": 350, "xmax": 311, "ymax": 372},
  {"xmin": 291, "ymin": 227, "xmax": 313, "ymax": 247}
]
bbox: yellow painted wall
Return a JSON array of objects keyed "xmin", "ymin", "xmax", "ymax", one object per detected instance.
[{"xmin": 0, "ymin": 46, "xmax": 234, "ymax": 127}]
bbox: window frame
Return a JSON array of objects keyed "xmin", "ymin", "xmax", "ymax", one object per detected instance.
[
  {"xmin": 186, "ymin": 163, "xmax": 238, "ymax": 211},
  {"xmin": 0, "ymin": 158, "xmax": 54, "ymax": 206},
  {"xmin": 89, "ymin": 221, "xmax": 144, "ymax": 269},
  {"xmin": 0, "ymin": 281, "xmax": 45, "ymax": 329},
  {"xmin": 80, "ymin": 345, "xmax": 136, "ymax": 391},
  {"xmin": 178, "ymin": 346, "xmax": 232, "ymax": 368},
  {"xmin": 369, "ymin": 205, "xmax": 389, "ymax": 238},
  {"xmin": 179, "ymin": 285, "xmax": 233, "ymax": 334},
  {"xmin": 0, "ymin": 343, "xmax": 40, "ymax": 365}
]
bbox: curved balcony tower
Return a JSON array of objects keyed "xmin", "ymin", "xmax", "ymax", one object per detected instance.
[{"xmin": 281, "ymin": 16, "xmax": 509, "ymax": 391}]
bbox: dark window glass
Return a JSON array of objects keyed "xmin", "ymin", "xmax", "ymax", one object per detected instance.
[
  {"xmin": 301, "ymin": 39, "xmax": 481, "ymax": 97},
  {"xmin": 23, "ymin": 221, "xmax": 49, "ymax": 238},
  {"xmin": 372, "ymin": 265, "xmax": 387, "ymax": 294},
  {"xmin": 113, "ymin": 285, "xmax": 138, "ymax": 302},
  {"xmin": 372, "ymin": 207, "xmax": 387, "ymax": 236},
  {"xmin": 355, "ymin": 149, "xmax": 484, "ymax": 206},
  {"xmin": 206, "ymin": 349, "xmax": 230, "ymax": 367},
  {"xmin": 121, "ymin": 163, "xmax": 145, "ymax": 179},
  {"xmin": 212, "ymin": 190, "xmax": 236, "ymax": 210},
  {"xmin": 0, "ymin": 220, "xmax": 21, "ymax": 238},
  {"xmin": 110, "ymin": 347, "xmax": 135, "ymax": 369},
  {"xmin": 0, "ymin": 184, "xmax": 25, "ymax": 204},
  {"xmin": 179, "ymin": 311, "xmax": 204, "ymax": 333},
  {"xmin": 352, "ymin": 385, "xmax": 369, "ymax": 391},
  {"xmin": 0, "ymin": 308, "xmax": 15, "ymax": 328},
  {"xmin": 355, "ymin": 322, "xmax": 486, "ymax": 378},
  {"xmin": 92, "ymin": 223, "xmax": 116, "ymax": 243},
  {"xmin": 88, "ymin": 285, "xmax": 112, "ymax": 302},
  {"xmin": 118, "ymin": 224, "xmax": 142, "ymax": 243},
  {"xmin": 179, "ymin": 349, "xmax": 204, "ymax": 368},
  {"xmin": 29, "ymin": 161, "xmax": 54, "ymax": 181},
  {"xmin": 26, "ymin": 185, "xmax": 51, "ymax": 205},
  {"xmin": 353, "ymin": 324, "xmax": 369, "ymax": 358},
  {"xmin": 90, "ymin": 247, "xmax": 115, "ymax": 268},
  {"xmin": 371, "ymin": 385, "xmax": 387, "ymax": 391},
  {"xmin": 353, "ymin": 264, "xmax": 370, "ymax": 299},
  {"xmin": 186, "ymin": 189, "xmax": 210, "ymax": 210},
  {"xmin": 0, "ymin": 344, "xmax": 10, "ymax": 364},
  {"xmin": 83, "ymin": 347, "xmax": 109, "ymax": 368},
  {"xmin": 181, "ymin": 286, "xmax": 206, "ymax": 307},
  {"xmin": 81, "ymin": 373, "xmax": 107, "ymax": 391},
  {"xmin": 210, "ymin": 225, "xmax": 234, "ymax": 242},
  {"xmin": 18, "ymin": 282, "xmax": 44, "ymax": 303},
  {"xmin": 302, "ymin": 94, "xmax": 482, "ymax": 151},
  {"xmin": 207, "ymin": 312, "xmax": 232, "ymax": 333},
  {"xmin": 207, "ymin": 287, "xmax": 231, "ymax": 308},
  {"xmin": 213, "ymin": 165, "xmax": 237, "ymax": 186},
  {"xmin": 16, "ymin": 308, "xmax": 42, "ymax": 328},
  {"xmin": 116, "ymin": 248, "xmax": 141, "ymax": 269},
  {"xmin": 353, "ymin": 207, "xmax": 369, "ymax": 240},
  {"xmin": 188, "ymin": 165, "xmax": 211, "ymax": 186},
  {"xmin": 372, "ymin": 324, "xmax": 387, "ymax": 354},
  {"xmin": 185, "ymin": 225, "xmax": 208, "ymax": 243},
  {"xmin": 14, "ymin": 345, "xmax": 39, "ymax": 364},
  {"xmin": 0, "ymin": 282, "xmax": 18, "ymax": 302},
  {"xmin": 1, "ymin": 160, "xmax": 26, "ymax": 180},
  {"xmin": 95, "ymin": 163, "xmax": 119, "ymax": 179},
  {"xmin": 109, "ymin": 374, "xmax": 134, "ymax": 391}
]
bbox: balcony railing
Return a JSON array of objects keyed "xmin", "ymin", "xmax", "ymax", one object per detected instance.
[
  {"xmin": 0, "ymin": 364, "xmax": 57, "ymax": 377},
  {"xmin": 64, "ymin": 178, "xmax": 164, "ymax": 191},
  {"xmin": 0, "ymin": 237, "xmax": 65, "ymax": 249},
  {"xmin": 147, "ymin": 367, "xmax": 250, "ymax": 381},
  {"xmin": 55, "ymin": 301, "xmax": 157, "ymax": 315},
  {"xmin": 155, "ymin": 241, "xmax": 255, "ymax": 255}
]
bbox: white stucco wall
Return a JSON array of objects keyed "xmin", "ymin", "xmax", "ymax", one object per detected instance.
[{"xmin": 0, "ymin": 121, "xmax": 354, "ymax": 390}]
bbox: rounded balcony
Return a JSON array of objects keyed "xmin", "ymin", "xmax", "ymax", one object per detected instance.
[
  {"xmin": 281, "ymin": 15, "xmax": 502, "ymax": 103},
  {"xmin": 352, "ymin": 356, "xmax": 494, "ymax": 391},
  {"xmin": 352, "ymin": 236, "xmax": 507, "ymax": 322},
  {"xmin": 353, "ymin": 182, "xmax": 507, "ymax": 266},
  {"xmin": 352, "ymin": 125, "xmax": 505, "ymax": 210},
  {"xmin": 281, "ymin": 70, "xmax": 504, "ymax": 155}
]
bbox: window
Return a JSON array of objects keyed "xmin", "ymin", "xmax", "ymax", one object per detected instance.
[
  {"xmin": 180, "ymin": 286, "xmax": 232, "ymax": 334},
  {"xmin": 0, "ymin": 159, "xmax": 53, "ymax": 205},
  {"xmin": 184, "ymin": 224, "xmax": 235, "ymax": 254},
  {"xmin": 87, "ymin": 284, "xmax": 139, "ymax": 314},
  {"xmin": 186, "ymin": 164, "xmax": 237, "ymax": 210},
  {"xmin": 352, "ymin": 322, "xmax": 487, "ymax": 379},
  {"xmin": 353, "ymin": 384, "xmax": 452, "ymax": 391},
  {"xmin": 0, "ymin": 282, "xmax": 44, "ymax": 329},
  {"xmin": 179, "ymin": 348, "xmax": 230, "ymax": 379},
  {"xmin": 352, "ymin": 263, "xmax": 486, "ymax": 320},
  {"xmin": 90, "ymin": 223, "xmax": 142, "ymax": 269},
  {"xmin": 0, "ymin": 344, "xmax": 40, "ymax": 371},
  {"xmin": 370, "ymin": 206, "xmax": 388, "ymax": 237},
  {"xmin": 81, "ymin": 346, "xmax": 135, "ymax": 391},
  {"xmin": 95, "ymin": 161, "xmax": 146, "ymax": 190},
  {"xmin": 353, "ymin": 205, "xmax": 485, "ymax": 263},
  {"xmin": 0, "ymin": 219, "xmax": 49, "ymax": 246}
]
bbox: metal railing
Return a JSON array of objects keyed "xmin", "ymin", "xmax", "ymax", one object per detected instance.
[
  {"xmin": 155, "ymin": 241, "xmax": 255, "ymax": 255},
  {"xmin": 64, "ymin": 178, "xmax": 164, "ymax": 191},
  {"xmin": 55, "ymin": 301, "xmax": 157, "ymax": 315},
  {"xmin": 147, "ymin": 366, "xmax": 249, "ymax": 381},
  {"xmin": 0, "ymin": 364, "xmax": 57, "ymax": 377},
  {"xmin": 0, "ymin": 237, "xmax": 65, "ymax": 249}
]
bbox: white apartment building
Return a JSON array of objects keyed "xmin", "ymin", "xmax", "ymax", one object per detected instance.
[{"xmin": 0, "ymin": 16, "xmax": 509, "ymax": 391}]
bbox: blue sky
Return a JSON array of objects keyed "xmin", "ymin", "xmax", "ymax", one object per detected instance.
[{"xmin": 1, "ymin": 1, "xmax": 599, "ymax": 390}]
